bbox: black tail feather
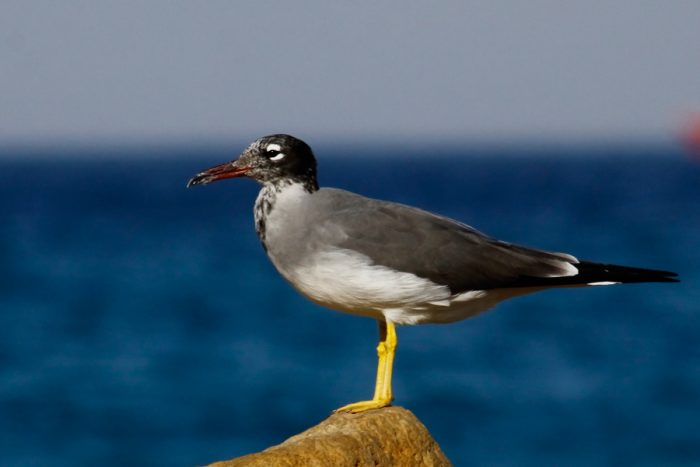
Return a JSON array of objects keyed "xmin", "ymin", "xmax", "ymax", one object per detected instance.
[
  {"xmin": 510, "ymin": 261, "xmax": 679, "ymax": 288},
  {"xmin": 573, "ymin": 261, "xmax": 679, "ymax": 284}
]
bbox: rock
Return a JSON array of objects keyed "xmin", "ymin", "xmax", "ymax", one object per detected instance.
[{"xmin": 207, "ymin": 406, "xmax": 451, "ymax": 466}]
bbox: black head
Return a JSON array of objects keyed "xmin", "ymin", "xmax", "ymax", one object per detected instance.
[{"xmin": 187, "ymin": 134, "xmax": 318, "ymax": 190}]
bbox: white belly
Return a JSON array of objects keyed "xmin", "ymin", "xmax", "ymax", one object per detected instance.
[{"xmin": 270, "ymin": 247, "xmax": 536, "ymax": 325}]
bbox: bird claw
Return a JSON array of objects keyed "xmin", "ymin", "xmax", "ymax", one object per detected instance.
[{"xmin": 334, "ymin": 398, "xmax": 392, "ymax": 414}]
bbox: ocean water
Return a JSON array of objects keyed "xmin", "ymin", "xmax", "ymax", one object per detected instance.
[{"xmin": 1, "ymin": 144, "xmax": 698, "ymax": 466}]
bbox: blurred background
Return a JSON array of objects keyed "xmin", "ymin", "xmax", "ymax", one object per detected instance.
[{"xmin": 2, "ymin": 2, "xmax": 699, "ymax": 466}]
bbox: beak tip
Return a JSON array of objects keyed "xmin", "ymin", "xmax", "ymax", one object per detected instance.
[
  {"xmin": 186, "ymin": 174, "xmax": 208, "ymax": 188},
  {"xmin": 186, "ymin": 161, "xmax": 248, "ymax": 189}
]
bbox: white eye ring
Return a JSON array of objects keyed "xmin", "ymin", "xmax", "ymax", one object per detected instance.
[{"xmin": 269, "ymin": 152, "xmax": 286, "ymax": 161}]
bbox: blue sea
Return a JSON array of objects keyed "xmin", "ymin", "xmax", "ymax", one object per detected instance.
[{"xmin": 1, "ymin": 143, "xmax": 699, "ymax": 466}]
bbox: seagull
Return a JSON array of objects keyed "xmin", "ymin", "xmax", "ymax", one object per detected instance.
[{"xmin": 187, "ymin": 134, "xmax": 679, "ymax": 413}]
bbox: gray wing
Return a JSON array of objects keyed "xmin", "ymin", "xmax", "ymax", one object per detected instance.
[{"xmin": 308, "ymin": 188, "xmax": 579, "ymax": 293}]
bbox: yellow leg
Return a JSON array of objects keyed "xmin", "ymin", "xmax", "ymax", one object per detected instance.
[
  {"xmin": 379, "ymin": 319, "xmax": 397, "ymax": 402},
  {"xmin": 335, "ymin": 319, "xmax": 397, "ymax": 413}
]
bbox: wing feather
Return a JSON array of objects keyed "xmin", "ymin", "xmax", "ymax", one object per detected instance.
[{"xmin": 309, "ymin": 189, "xmax": 580, "ymax": 293}]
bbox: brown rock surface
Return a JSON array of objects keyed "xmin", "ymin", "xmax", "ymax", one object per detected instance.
[{"xmin": 207, "ymin": 406, "xmax": 451, "ymax": 466}]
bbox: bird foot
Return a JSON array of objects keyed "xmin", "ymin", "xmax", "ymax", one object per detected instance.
[{"xmin": 334, "ymin": 398, "xmax": 392, "ymax": 414}]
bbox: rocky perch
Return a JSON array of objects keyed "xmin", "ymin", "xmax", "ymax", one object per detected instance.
[{"xmin": 207, "ymin": 406, "xmax": 451, "ymax": 466}]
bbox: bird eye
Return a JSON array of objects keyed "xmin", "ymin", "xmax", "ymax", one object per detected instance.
[{"xmin": 265, "ymin": 143, "xmax": 285, "ymax": 161}]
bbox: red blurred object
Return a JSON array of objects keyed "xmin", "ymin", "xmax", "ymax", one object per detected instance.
[{"xmin": 681, "ymin": 114, "xmax": 700, "ymax": 159}]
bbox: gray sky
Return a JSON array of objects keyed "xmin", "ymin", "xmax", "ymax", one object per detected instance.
[{"xmin": 2, "ymin": 1, "xmax": 699, "ymax": 147}]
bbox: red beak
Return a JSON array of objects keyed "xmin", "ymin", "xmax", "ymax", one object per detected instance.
[{"xmin": 186, "ymin": 161, "xmax": 250, "ymax": 187}]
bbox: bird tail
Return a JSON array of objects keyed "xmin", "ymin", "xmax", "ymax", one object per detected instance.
[{"xmin": 571, "ymin": 261, "xmax": 679, "ymax": 285}]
